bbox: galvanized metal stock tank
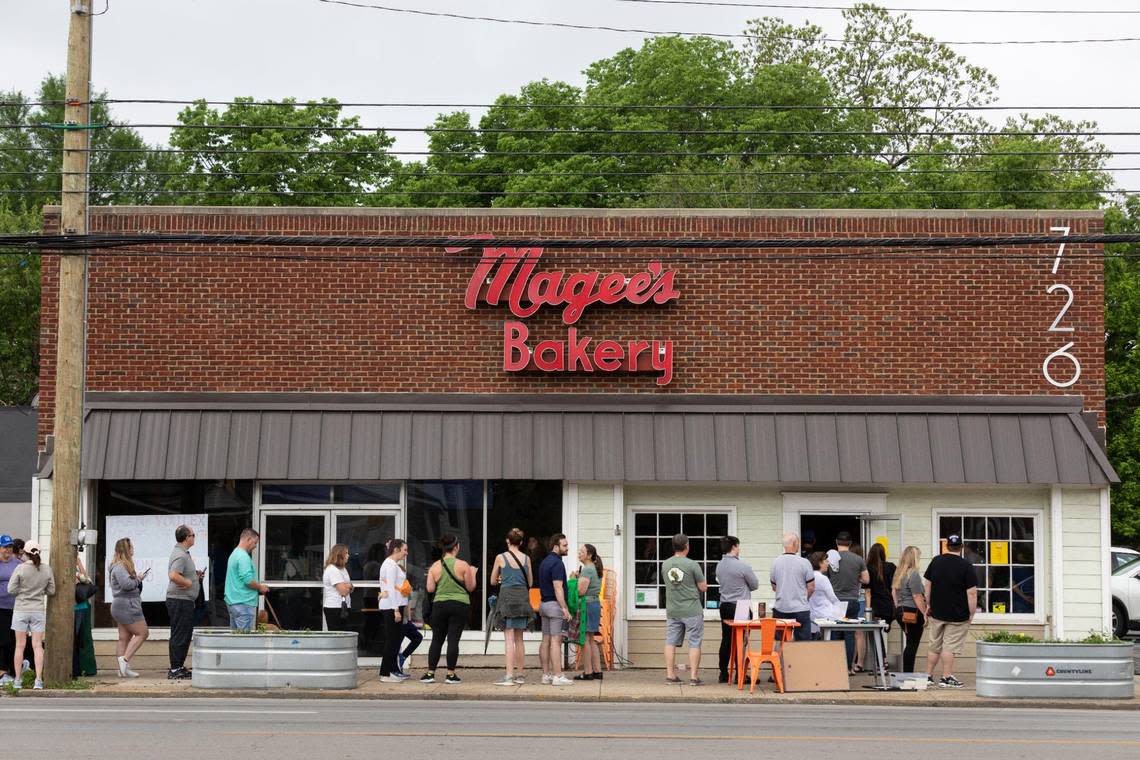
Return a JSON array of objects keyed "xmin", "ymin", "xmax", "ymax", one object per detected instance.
[
  {"xmin": 192, "ymin": 630, "xmax": 358, "ymax": 689},
  {"xmin": 976, "ymin": 642, "xmax": 1134, "ymax": 699}
]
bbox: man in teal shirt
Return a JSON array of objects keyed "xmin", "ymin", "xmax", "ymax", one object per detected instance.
[
  {"xmin": 662, "ymin": 534, "xmax": 708, "ymax": 686},
  {"xmin": 225, "ymin": 528, "xmax": 268, "ymax": 631}
]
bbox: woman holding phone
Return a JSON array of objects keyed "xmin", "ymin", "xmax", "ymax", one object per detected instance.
[{"xmin": 109, "ymin": 537, "xmax": 149, "ymax": 678}]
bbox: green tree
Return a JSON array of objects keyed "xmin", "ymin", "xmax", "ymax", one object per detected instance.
[
  {"xmin": 166, "ymin": 98, "xmax": 398, "ymax": 206},
  {"xmin": 1105, "ymin": 197, "xmax": 1140, "ymax": 542}
]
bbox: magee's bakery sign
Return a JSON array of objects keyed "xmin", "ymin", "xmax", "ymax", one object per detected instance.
[{"xmin": 458, "ymin": 244, "xmax": 679, "ymax": 385}]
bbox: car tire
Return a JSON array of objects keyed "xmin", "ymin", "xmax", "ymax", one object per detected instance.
[{"xmin": 1112, "ymin": 600, "xmax": 1129, "ymax": 639}]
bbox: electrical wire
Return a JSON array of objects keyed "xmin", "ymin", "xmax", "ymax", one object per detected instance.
[
  {"xmin": 3, "ymin": 231, "xmax": 1135, "ymax": 253},
  {"xmin": 314, "ymin": 0, "xmax": 1140, "ymax": 46},
  {"xmin": 5, "ymin": 123, "xmax": 1134, "ymax": 138},
  {"xmin": 2, "ymin": 145, "xmax": 1127, "ymax": 159},
  {"xmin": 1, "ymin": 166, "xmax": 1130, "ymax": 179},
  {"xmin": 614, "ymin": 0, "xmax": 1140, "ymax": 14},
  {"xmin": 0, "ymin": 188, "xmax": 1120, "ymax": 198},
  {"xmin": 17, "ymin": 99, "xmax": 1140, "ymax": 112}
]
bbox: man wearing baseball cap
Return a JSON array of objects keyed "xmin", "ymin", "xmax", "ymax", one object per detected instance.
[
  {"xmin": 923, "ymin": 534, "xmax": 978, "ymax": 688},
  {"xmin": 0, "ymin": 535, "xmax": 20, "ymax": 686}
]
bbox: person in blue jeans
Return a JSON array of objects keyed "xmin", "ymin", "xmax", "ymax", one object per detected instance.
[
  {"xmin": 224, "ymin": 529, "xmax": 268, "ymax": 631},
  {"xmin": 828, "ymin": 531, "xmax": 869, "ymax": 673}
]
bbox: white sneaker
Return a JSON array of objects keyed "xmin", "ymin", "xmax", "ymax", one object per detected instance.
[
  {"xmin": 0, "ymin": 674, "xmax": 13, "ymax": 686},
  {"xmin": 493, "ymin": 675, "xmax": 515, "ymax": 686},
  {"xmin": 32, "ymin": 679, "xmax": 43, "ymax": 690},
  {"xmin": 513, "ymin": 675, "xmax": 525, "ymax": 685},
  {"xmin": 550, "ymin": 675, "xmax": 573, "ymax": 686},
  {"xmin": 380, "ymin": 675, "xmax": 403, "ymax": 683},
  {"xmin": 541, "ymin": 673, "xmax": 553, "ymax": 685},
  {"xmin": 118, "ymin": 657, "xmax": 139, "ymax": 678}
]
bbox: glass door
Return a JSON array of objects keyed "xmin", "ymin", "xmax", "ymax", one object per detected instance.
[
  {"xmin": 860, "ymin": 514, "xmax": 904, "ymax": 564},
  {"xmin": 333, "ymin": 510, "xmax": 399, "ymax": 657},
  {"xmin": 260, "ymin": 510, "xmax": 328, "ymax": 632}
]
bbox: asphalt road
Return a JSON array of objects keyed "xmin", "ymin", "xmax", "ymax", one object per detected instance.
[{"xmin": 5, "ymin": 698, "xmax": 1138, "ymax": 759}]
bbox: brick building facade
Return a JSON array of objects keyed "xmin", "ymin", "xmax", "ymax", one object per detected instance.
[{"xmin": 33, "ymin": 207, "xmax": 1117, "ymax": 675}]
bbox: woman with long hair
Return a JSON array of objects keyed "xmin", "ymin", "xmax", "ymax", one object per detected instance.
[
  {"xmin": 892, "ymin": 545, "xmax": 928, "ymax": 673},
  {"xmin": 490, "ymin": 528, "xmax": 533, "ymax": 686},
  {"xmin": 322, "ymin": 543, "xmax": 354, "ymax": 633},
  {"xmin": 864, "ymin": 542, "xmax": 896, "ymax": 672},
  {"xmin": 5, "ymin": 541, "xmax": 54, "ymax": 690},
  {"xmin": 378, "ymin": 538, "xmax": 410, "ymax": 683},
  {"xmin": 421, "ymin": 534, "xmax": 477, "ymax": 685},
  {"xmin": 109, "ymin": 537, "xmax": 149, "ymax": 678},
  {"xmin": 573, "ymin": 543, "xmax": 604, "ymax": 681}
]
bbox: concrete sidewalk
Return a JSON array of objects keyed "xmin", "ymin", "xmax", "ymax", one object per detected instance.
[{"xmin": 8, "ymin": 668, "xmax": 1140, "ymax": 709}]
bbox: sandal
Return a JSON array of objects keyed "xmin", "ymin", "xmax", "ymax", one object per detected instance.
[
  {"xmin": 688, "ymin": 678, "xmax": 704, "ymax": 687},
  {"xmin": 665, "ymin": 676, "xmax": 682, "ymax": 684}
]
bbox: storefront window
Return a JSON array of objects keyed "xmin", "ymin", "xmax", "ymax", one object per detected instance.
[
  {"xmin": 94, "ymin": 480, "xmax": 253, "ymax": 628},
  {"xmin": 939, "ymin": 514, "xmax": 1037, "ymax": 615},
  {"xmin": 632, "ymin": 509, "xmax": 730, "ymax": 613}
]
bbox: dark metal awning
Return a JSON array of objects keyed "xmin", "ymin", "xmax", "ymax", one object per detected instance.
[{"xmin": 78, "ymin": 393, "xmax": 1118, "ymax": 486}]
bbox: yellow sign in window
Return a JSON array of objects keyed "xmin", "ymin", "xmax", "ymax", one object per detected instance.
[
  {"xmin": 990, "ymin": 541, "xmax": 1009, "ymax": 565},
  {"xmin": 992, "ymin": 602, "xmax": 1007, "ymax": 614}
]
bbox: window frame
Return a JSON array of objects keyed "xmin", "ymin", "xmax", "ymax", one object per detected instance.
[
  {"xmin": 930, "ymin": 507, "xmax": 1045, "ymax": 625},
  {"xmin": 625, "ymin": 504, "xmax": 737, "ymax": 622}
]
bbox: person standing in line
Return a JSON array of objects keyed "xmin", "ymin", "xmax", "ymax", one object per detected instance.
[
  {"xmin": 713, "ymin": 535, "xmax": 759, "ymax": 683},
  {"xmin": 770, "ymin": 533, "xmax": 815, "ymax": 641},
  {"xmin": 0, "ymin": 535, "xmax": 20, "ymax": 686},
  {"xmin": 865, "ymin": 542, "xmax": 896, "ymax": 672},
  {"xmin": 573, "ymin": 543, "xmax": 604, "ymax": 681},
  {"xmin": 924, "ymin": 535, "xmax": 977, "ymax": 688},
  {"xmin": 663, "ymin": 533, "xmax": 709, "ymax": 687},
  {"xmin": 828, "ymin": 530, "xmax": 870, "ymax": 673},
  {"xmin": 800, "ymin": 530, "xmax": 816, "ymax": 558},
  {"xmin": 322, "ymin": 543, "xmax": 354, "ymax": 633},
  {"xmin": 5, "ymin": 541, "xmax": 54, "ymax": 690},
  {"xmin": 892, "ymin": 545, "xmax": 928, "ymax": 674},
  {"xmin": 396, "ymin": 571, "xmax": 423, "ymax": 676},
  {"xmin": 378, "ymin": 539, "xmax": 411, "ymax": 683},
  {"xmin": 421, "ymin": 534, "xmax": 477, "ymax": 685},
  {"xmin": 490, "ymin": 528, "xmax": 533, "ymax": 686},
  {"xmin": 808, "ymin": 552, "xmax": 842, "ymax": 639},
  {"xmin": 165, "ymin": 525, "xmax": 203, "ymax": 680},
  {"xmin": 109, "ymin": 538, "xmax": 150, "ymax": 678},
  {"xmin": 538, "ymin": 533, "xmax": 573, "ymax": 686},
  {"xmin": 224, "ymin": 528, "xmax": 269, "ymax": 632}
]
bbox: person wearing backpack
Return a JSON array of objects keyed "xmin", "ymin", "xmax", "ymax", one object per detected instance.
[
  {"xmin": 490, "ymin": 528, "xmax": 533, "ymax": 686},
  {"xmin": 420, "ymin": 534, "xmax": 477, "ymax": 685}
]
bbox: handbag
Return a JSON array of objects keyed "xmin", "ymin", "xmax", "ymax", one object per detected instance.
[{"xmin": 901, "ymin": 609, "xmax": 919, "ymax": 625}]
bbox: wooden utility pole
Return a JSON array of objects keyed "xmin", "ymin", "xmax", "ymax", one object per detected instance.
[{"xmin": 44, "ymin": 0, "xmax": 93, "ymax": 684}]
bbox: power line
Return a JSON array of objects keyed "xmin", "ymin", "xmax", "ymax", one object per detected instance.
[
  {"xmin": 314, "ymin": 0, "xmax": 1140, "ymax": 45},
  {"xmin": 614, "ymin": 0, "xmax": 1140, "ymax": 15},
  {"xmin": 6, "ymin": 123, "xmax": 1134, "ymax": 138},
  {"xmin": 1, "ymin": 166, "xmax": 1130, "ymax": 180},
  {"xmin": 0, "ymin": 188, "xmax": 1119, "ymax": 198},
  {"xmin": 17, "ymin": 99, "xmax": 1140, "ymax": 112},
  {"xmin": 4, "ymin": 231, "xmax": 1135, "ymax": 252},
  {"xmin": 3, "ymin": 145, "xmax": 1128, "ymax": 159}
]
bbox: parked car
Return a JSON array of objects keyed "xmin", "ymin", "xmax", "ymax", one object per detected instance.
[
  {"xmin": 1110, "ymin": 556, "xmax": 1140, "ymax": 638},
  {"xmin": 1112, "ymin": 546, "xmax": 1140, "ymax": 572}
]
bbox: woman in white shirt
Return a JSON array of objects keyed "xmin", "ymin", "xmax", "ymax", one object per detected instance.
[
  {"xmin": 808, "ymin": 551, "xmax": 842, "ymax": 639},
  {"xmin": 322, "ymin": 544, "xmax": 353, "ymax": 633},
  {"xmin": 378, "ymin": 539, "xmax": 410, "ymax": 683}
]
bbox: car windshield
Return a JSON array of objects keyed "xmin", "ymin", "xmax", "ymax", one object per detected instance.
[{"xmin": 1113, "ymin": 555, "xmax": 1140, "ymax": 576}]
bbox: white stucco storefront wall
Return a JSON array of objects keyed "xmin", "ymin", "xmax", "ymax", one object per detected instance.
[{"xmin": 569, "ymin": 482, "xmax": 1110, "ymax": 671}]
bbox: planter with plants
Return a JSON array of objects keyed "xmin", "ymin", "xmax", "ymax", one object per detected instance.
[
  {"xmin": 191, "ymin": 628, "xmax": 358, "ymax": 690},
  {"xmin": 976, "ymin": 631, "xmax": 1134, "ymax": 699}
]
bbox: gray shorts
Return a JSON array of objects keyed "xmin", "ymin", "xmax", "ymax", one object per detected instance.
[
  {"xmin": 666, "ymin": 614, "xmax": 704, "ymax": 648},
  {"xmin": 539, "ymin": 601, "xmax": 564, "ymax": 636},
  {"xmin": 12, "ymin": 611, "xmax": 46, "ymax": 634}
]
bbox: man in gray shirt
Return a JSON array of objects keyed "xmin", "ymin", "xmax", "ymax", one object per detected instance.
[
  {"xmin": 828, "ymin": 530, "xmax": 870, "ymax": 670},
  {"xmin": 166, "ymin": 525, "xmax": 203, "ymax": 680},
  {"xmin": 714, "ymin": 536, "xmax": 759, "ymax": 683},
  {"xmin": 770, "ymin": 533, "xmax": 815, "ymax": 641}
]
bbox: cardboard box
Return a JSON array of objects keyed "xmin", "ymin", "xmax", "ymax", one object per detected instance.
[{"xmin": 780, "ymin": 641, "xmax": 850, "ymax": 692}]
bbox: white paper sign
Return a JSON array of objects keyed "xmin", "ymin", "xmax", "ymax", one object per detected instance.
[
  {"xmin": 634, "ymin": 586, "xmax": 659, "ymax": 608},
  {"xmin": 733, "ymin": 602, "xmax": 753, "ymax": 622},
  {"xmin": 104, "ymin": 514, "xmax": 210, "ymax": 603}
]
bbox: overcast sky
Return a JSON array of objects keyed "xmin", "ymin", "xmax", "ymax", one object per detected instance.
[{"xmin": 4, "ymin": 0, "xmax": 1139, "ymax": 183}]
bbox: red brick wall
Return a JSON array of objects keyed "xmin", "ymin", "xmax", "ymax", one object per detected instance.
[{"xmin": 37, "ymin": 208, "xmax": 1106, "ymax": 447}]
